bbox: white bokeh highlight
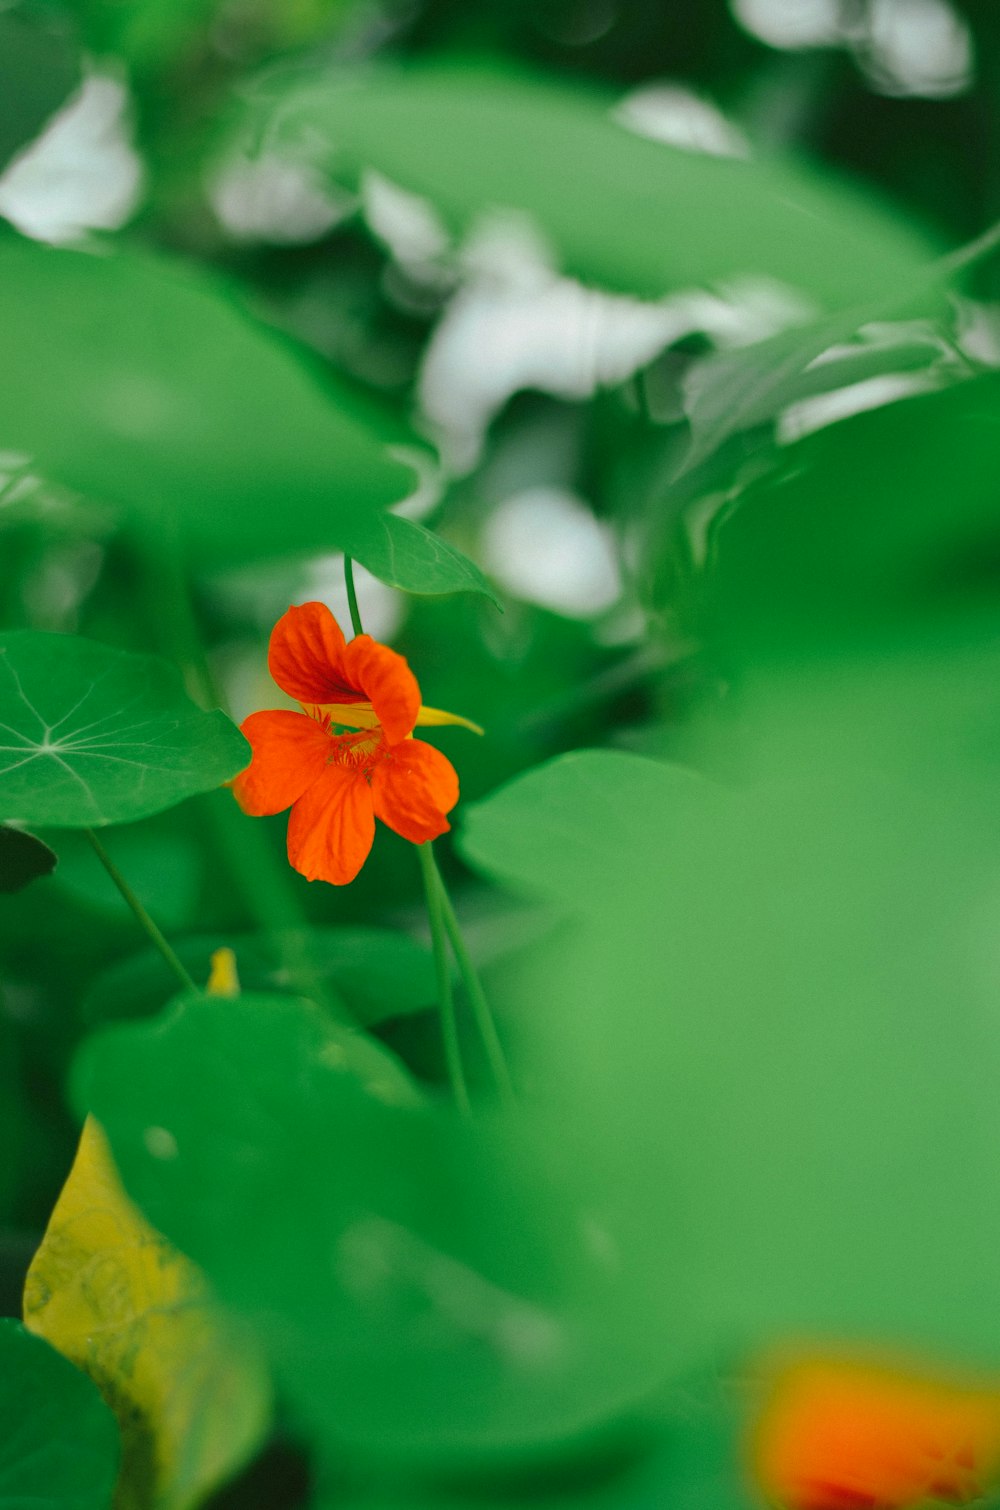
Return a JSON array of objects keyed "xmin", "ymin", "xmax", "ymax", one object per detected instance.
[
  {"xmin": 0, "ymin": 74, "xmax": 143, "ymax": 243},
  {"xmin": 481, "ymin": 487, "xmax": 621, "ymax": 620}
]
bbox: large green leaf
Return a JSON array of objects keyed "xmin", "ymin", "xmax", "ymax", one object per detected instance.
[
  {"xmin": 459, "ymin": 645, "xmax": 1000, "ymax": 1375},
  {"xmin": 253, "ymin": 62, "xmax": 938, "ymax": 307},
  {"xmin": 0, "ymin": 1318, "xmax": 120, "ymax": 1510},
  {"xmin": 0, "ymin": 235, "xmax": 491, "ymax": 598},
  {"xmin": 75, "ymin": 993, "xmax": 663, "ymax": 1464},
  {"xmin": 0, "ymin": 3, "xmax": 80, "ymax": 176},
  {"xmin": 0, "ymin": 631, "xmax": 249, "ymax": 827}
]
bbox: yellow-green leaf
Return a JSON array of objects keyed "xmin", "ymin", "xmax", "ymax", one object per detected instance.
[{"xmin": 22, "ymin": 1117, "xmax": 271, "ymax": 1510}]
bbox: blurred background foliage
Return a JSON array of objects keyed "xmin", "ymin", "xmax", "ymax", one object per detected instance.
[{"xmin": 3, "ymin": 0, "xmax": 1000, "ymax": 1505}]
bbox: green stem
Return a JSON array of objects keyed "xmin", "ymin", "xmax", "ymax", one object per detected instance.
[
  {"xmin": 427, "ymin": 847, "xmax": 515, "ymax": 1104},
  {"xmin": 418, "ymin": 843, "xmax": 470, "ymax": 1114},
  {"xmin": 344, "ymin": 557, "xmax": 364, "ymax": 637},
  {"xmin": 85, "ymin": 828, "xmax": 198, "ymax": 995}
]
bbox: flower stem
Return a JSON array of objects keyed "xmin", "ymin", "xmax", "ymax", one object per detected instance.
[
  {"xmin": 85, "ymin": 828, "xmax": 198, "ymax": 996},
  {"xmin": 418, "ymin": 842, "xmax": 470, "ymax": 1115},
  {"xmin": 426, "ymin": 845, "xmax": 515, "ymax": 1105},
  {"xmin": 344, "ymin": 557, "xmax": 364, "ymax": 637}
]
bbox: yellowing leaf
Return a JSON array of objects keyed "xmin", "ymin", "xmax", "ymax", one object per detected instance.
[{"xmin": 23, "ymin": 1116, "xmax": 271, "ymax": 1510}]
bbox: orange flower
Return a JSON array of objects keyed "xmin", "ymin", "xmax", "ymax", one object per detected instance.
[
  {"xmin": 750, "ymin": 1355, "xmax": 1000, "ymax": 1510},
  {"xmin": 232, "ymin": 602, "xmax": 477, "ymax": 885}
]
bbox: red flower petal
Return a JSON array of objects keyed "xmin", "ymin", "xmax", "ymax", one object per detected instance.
[
  {"xmin": 286, "ymin": 762, "xmax": 376, "ymax": 884},
  {"xmin": 232, "ymin": 710, "xmax": 331, "ymax": 816},
  {"xmin": 268, "ymin": 602, "xmax": 365, "ymax": 706},
  {"xmin": 371, "ymin": 738, "xmax": 459, "ymax": 844},
  {"xmin": 341, "ymin": 635, "xmax": 421, "ymax": 745}
]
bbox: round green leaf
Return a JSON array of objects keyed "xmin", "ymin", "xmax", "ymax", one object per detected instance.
[
  {"xmin": 0, "ymin": 631, "xmax": 249, "ymax": 827},
  {"xmin": 0, "ymin": 1318, "xmax": 120, "ymax": 1510}
]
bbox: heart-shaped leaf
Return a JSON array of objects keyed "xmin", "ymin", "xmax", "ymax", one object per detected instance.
[{"xmin": 0, "ymin": 631, "xmax": 249, "ymax": 827}]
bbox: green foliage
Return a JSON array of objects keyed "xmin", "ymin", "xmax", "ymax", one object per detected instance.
[
  {"xmin": 0, "ymin": 632, "xmax": 248, "ymax": 827},
  {"xmin": 252, "ymin": 61, "xmax": 939, "ymax": 305},
  {"xmin": 0, "ymin": 823, "xmax": 56, "ymax": 890},
  {"xmin": 699, "ymin": 371, "xmax": 1000, "ymax": 657},
  {"xmin": 80, "ymin": 926, "xmax": 438, "ymax": 1027},
  {"xmin": 0, "ymin": 237, "xmax": 491, "ymax": 598},
  {"xmin": 0, "ymin": 1317, "xmax": 120, "ymax": 1509},
  {"xmin": 76, "ymin": 993, "xmax": 661, "ymax": 1465},
  {"xmin": 4, "ymin": 3, "xmax": 1000, "ymax": 1505},
  {"xmin": 461, "ymin": 640, "xmax": 1000, "ymax": 1373}
]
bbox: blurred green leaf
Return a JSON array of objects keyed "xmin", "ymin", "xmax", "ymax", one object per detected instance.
[
  {"xmin": 0, "ymin": 823, "xmax": 55, "ymax": 890},
  {"xmin": 0, "ymin": 630, "xmax": 249, "ymax": 827},
  {"xmin": 699, "ymin": 371, "xmax": 1000, "ymax": 659},
  {"xmin": 0, "ymin": 1317, "xmax": 120, "ymax": 1509},
  {"xmin": 460, "ymin": 749, "xmax": 710, "ymax": 898},
  {"xmin": 459, "ymin": 656, "xmax": 1000, "ymax": 1374},
  {"xmin": 0, "ymin": 3, "xmax": 80, "ymax": 177},
  {"xmin": 75, "ymin": 993, "xmax": 662, "ymax": 1465},
  {"xmin": 255, "ymin": 61, "xmax": 939, "ymax": 307},
  {"xmin": 0, "ymin": 236, "xmax": 492, "ymax": 598}
]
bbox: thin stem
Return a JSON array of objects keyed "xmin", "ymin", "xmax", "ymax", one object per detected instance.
[
  {"xmin": 428, "ymin": 847, "xmax": 515, "ymax": 1105},
  {"xmin": 418, "ymin": 842, "xmax": 470, "ymax": 1115},
  {"xmin": 85, "ymin": 828, "xmax": 198, "ymax": 996},
  {"xmin": 344, "ymin": 557, "xmax": 364, "ymax": 637}
]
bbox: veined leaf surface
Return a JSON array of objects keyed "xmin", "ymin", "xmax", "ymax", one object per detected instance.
[{"xmin": 0, "ymin": 632, "xmax": 249, "ymax": 828}]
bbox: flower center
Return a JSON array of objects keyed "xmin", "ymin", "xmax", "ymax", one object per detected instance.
[{"xmin": 328, "ymin": 726, "xmax": 386, "ymax": 776}]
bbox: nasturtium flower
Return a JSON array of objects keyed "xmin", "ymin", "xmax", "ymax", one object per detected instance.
[
  {"xmin": 232, "ymin": 602, "xmax": 477, "ymax": 885},
  {"xmin": 750, "ymin": 1355, "xmax": 1000, "ymax": 1510}
]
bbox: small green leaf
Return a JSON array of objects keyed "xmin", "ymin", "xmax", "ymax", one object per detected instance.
[
  {"xmin": 0, "ymin": 823, "xmax": 56, "ymax": 891},
  {"xmin": 255, "ymin": 62, "xmax": 938, "ymax": 307},
  {"xmin": 0, "ymin": 631, "xmax": 249, "ymax": 828},
  {"xmin": 347, "ymin": 513, "xmax": 499, "ymax": 606},
  {"xmin": 0, "ymin": 4, "xmax": 81, "ymax": 176},
  {"xmin": 0, "ymin": 1317, "xmax": 120, "ymax": 1510}
]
